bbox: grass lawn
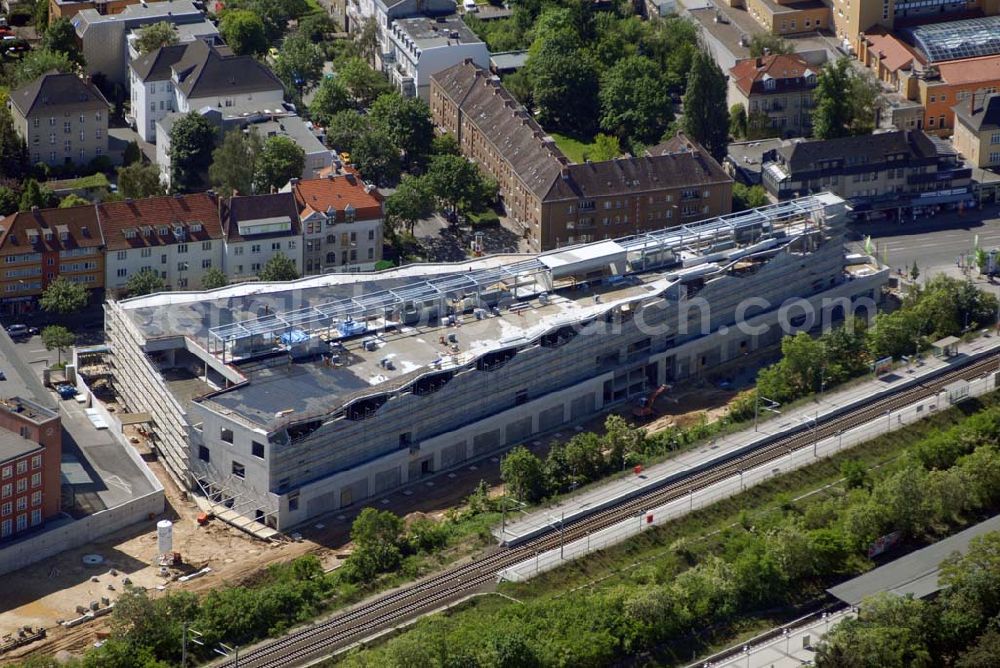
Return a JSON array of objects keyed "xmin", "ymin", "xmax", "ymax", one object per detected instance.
[
  {"xmin": 550, "ymin": 132, "xmax": 597, "ymax": 163},
  {"xmin": 64, "ymin": 173, "xmax": 110, "ymax": 190}
]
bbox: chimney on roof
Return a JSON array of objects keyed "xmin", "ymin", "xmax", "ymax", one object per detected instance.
[
  {"xmin": 561, "ymin": 166, "xmax": 570, "ymax": 180},
  {"xmin": 290, "ymin": 177, "xmax": 300, "ymax": 185},
  {"xmin": 30, "ymin": 206, "xmax": 38, "ymax": 213},
  {"xmin": 346, "ymin": 174, "xmax": 356, "ymax": 185}
]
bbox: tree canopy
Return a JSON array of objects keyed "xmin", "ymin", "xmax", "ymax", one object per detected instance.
[
  {"xmin": 274, "ymin": 33, "xmax": 325, "ymax": 102},
  {"xmin": 308, "ymin": 76, "xmax": 353, "ymax": 128},
  {"xmin": 0, "ymin": 106, "xmax": 30, "ymax": 180},
  {"xmin": 352, "ymin": 129, "xmax": 402, "ymax": 186},
  {"xmin": 11, "ymin": 49, "xmax": 75, "ymax": 87},
  {"xmin": 385, "ymin": 175, "xmax": 434, "ymax": 236},
  {"xmin": 218, "ymin": 10, "xmax": 268, "ymax": 56},
  {"xmin": 133, "ymin": 21, "xmax": 179, "ymax": 55},
  {"xmin": 257, "ymin": 253, "xmax": 299, "ymax": 281},
  {"xmin": 201, "ymin": 267, "xmax": 228, "ymax": 290},
  {"xmin": 209, "ymin": 129, "xmax": 262, "ymax": 197},
  {"xmin": 812, "ymin": 57, "xmax": 881, "ymax": 139},
  {"xmin": 168, "ymin": 113, "xmax": 216, "ymax": 192},
  {"xmin": 335, "ymin": 57, "xmax": 392, "ymax": 107},
  {"xmin": 41, "ymin": 325, "xmax": 75, "ymax": 364},
  {"xmin": 117, "ymin": 162, "xmax": 166, "ymax": 200},
  {"xmin": 425, "ymin": 154, "xmax": 494, "ymax": 216},
  {"xmin": 369, "ymin": 93, "xmax": 434, "ymax": 169},
  {"xmin": 681, "ymin": 50, "xmax": 729, "ymax": 161},
  {"xmin": 253, "ymin": 135, "xmax": 305, "ymax": 194},
  {"xmin": 598, "ymin": 55, "xmax": 672, "ymax": 148},
  {"xmin": 126, "ymin": 268, "xmax": 166, "ymax": 297},
  {"xmin": 42, "ymin": 18, "xmax": 84, "ymax": 65},
  {"xmin": 40, "ymin": 277, "xmax": 88, "ymax": 314}
]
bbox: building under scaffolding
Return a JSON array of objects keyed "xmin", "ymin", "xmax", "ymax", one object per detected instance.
[{"xmin": 105, "ymin": 193, "xmax": 888, "ymax": 533}]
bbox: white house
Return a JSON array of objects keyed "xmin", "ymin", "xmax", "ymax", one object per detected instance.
[
  {"xmin": 221, "ymin": 193, "xmax": 304, "ymax": 281},
  {"xmin": 384, "ymin": 14, "xmax": 489, "ymax": 100}
]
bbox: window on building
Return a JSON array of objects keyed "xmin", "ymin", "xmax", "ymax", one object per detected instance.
[
  {"xmin": 0, "ymin": 519, "xmax": 10, "ymax": 537},
  {"xmin": 202, "ymin": 241, "xmax": 212, "ymax": 251},
  {"xmin": 16, "ymin": 496, "xmax": 26, "ymax": 511},
  {"xmin": 177, "ymin": 277, "xmax": 188, "ymax": 288},
  {"xmin": 31, "ymin": 491, "xmax": 41, "ymax": 507},
  {"xmin": 177, "ymin": 244, "xmax": 188, "ymax": 254},
  {"xmin": 221, "ymin": 428, "xmax": 234, "ymax": 444},
  {"xmin": 30, "ymin": 509, "xmax": 41, "ymax": 526},
  {"xmin": 251, "ymin": 262, "xmax": 261, "ymax": 272},
  {"xmin": 198, "ymin": 445, "xmax": 210, "ymax": 462},
  {"xmin": 1, "ymin": 484, "xmax": 9, "ymax": 498},
  {"xmin": 30, "ymin": 455, "xmax": 40, "ymax": 470},
  {"xmin": 16, "ymin": 461, "xmax": 27, "ymax": 475},
  {"xmin": 1, "ymin": 502, "xmax": 9, "ymax": 516},
  {"xmin": 271, "ymin": 242, "xmax": 281, "ymax": 251},
  {"xmin": 63, "ymin": 122, "xmax": 71, "ymax": 134},
  {"xmin": 202, "ymin": 258, "xmax": 212, "ymax": 269},
  {"xmin": 231, "ymin": 461, "xmax": 245, "ymax": 478},
  {"xmin": 15, "ymin": 514, "xmax": 25, "ymax": 531},
  {"xmin": 116, "ymin": 268, "xmax": 127, "ymax": 278},
  {"xmin": 252, "ymin": 441, "xmax": 264, "ymax": 458},
  {"xmin": 288, "ymin": 493, "xmax": 299, "ymax": 511},
  {"xmin": 0, "ymin": 466, "xmax": 9, "ymax": 479},
  {"xmin": 31, "ymin": 473, "xmax": 40, "ymax": 488},
  {"xmin": 16, "ymin": 479, "xmax": 26, "ymax": 493},
  {"xmin": 177, "ymin": 261, "xmax": 189, "ymax": 271}
]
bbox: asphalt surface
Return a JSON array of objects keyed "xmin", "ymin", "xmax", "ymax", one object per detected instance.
[{"xmin": 3, "ymin": 331, "xmax": 155, "ymax": 514}]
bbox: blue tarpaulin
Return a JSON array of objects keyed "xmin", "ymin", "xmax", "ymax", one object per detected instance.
[{"xmin": 279, "ymin": 329, "xmax": 309, "ymax": 346}]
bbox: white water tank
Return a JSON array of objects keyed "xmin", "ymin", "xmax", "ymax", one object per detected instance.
[{"xmin": 156, "ymin": 520, "xmax": 173, "ymax": 555}]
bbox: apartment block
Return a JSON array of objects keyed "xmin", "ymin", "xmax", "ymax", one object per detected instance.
[
  {"xmin": 0, "ymin": 206, "xmax": 104, "ymax": 315},
  {"xmin": 8, "ymin": 72, "xmax": 111, "ymax": 168},
  {"xmin": 49, "ymin": 0, "xmax": 141, "ymax": 24},
  {"xmin": 220, "ymin": 193, "xmax": 303, "ymax": 281},
  {"xmin": 762, "ymin": 130, "xmax": 974, "ymax": 214},
  {"xmin": 953, "ymin": 93, "xmax": 1000, "ymax": 168},
  {"xmin": 99, "ymin": 193, "xmax": 224, "ymax": 295},
  {"xmin": 729, "ymin": 53, "xmax": 822, "ymax": 138},
  {"xmin": 430, "ymin": 60, "xmax": 733, "ymax": 252},
  {"xmin": 384, "ymin": 14, "xmax": 489, "ymax": 100},
  {"xmin": 286, "ymin": 175, "xmax": 384, "ymax": 274}
]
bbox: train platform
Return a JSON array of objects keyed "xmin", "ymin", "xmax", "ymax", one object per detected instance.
[{"xmin": 495, "ymin": 331, "xmax": 1000, "ymax": 545}]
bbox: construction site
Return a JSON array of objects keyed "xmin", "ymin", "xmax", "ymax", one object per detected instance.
[{"xmin": 97, "ymin": 193, "xmax": 888, "ymax": 536}]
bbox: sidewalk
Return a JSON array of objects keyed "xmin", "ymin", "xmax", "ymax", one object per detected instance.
[
  {"xmin": 694, "ymin": 608, "xmax": 856, "ymax": 668},
  {"xmin": 496, "ymin": 333, "xmax": 1000, "ymax": 545}
]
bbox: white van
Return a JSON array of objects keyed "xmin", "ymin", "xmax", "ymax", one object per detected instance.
[{"xmin": 463, "ymin": 0, "xmax": 478, "ymax": 11}]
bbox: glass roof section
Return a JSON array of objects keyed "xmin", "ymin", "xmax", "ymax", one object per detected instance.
[{"xmin": 904, "ymin": 16, "xmax": 1000, "ymax": 63}]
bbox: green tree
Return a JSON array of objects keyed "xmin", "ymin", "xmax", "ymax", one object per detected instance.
[
  {"xmin": 201, "ymin": 267, "xmax": 228, "ymax": 290},
  {"xmin": 125, "ymin": 268, "xmax": 166, "ymax": 297},
  {"xmin": 369, "ymin": 93, "xmax": 434, "ymax": 168},
  {"xmin": 34, "ymin": 0, "xmax": 49, "ymax": 28},
  {"xmin": 58, "ymin": 193, "xmax": 89, "ymax": 208},
  {"xmin": 681, "ymin": 50, "xmax": 729, "ymax": 161},
  {"xmin": 40, "ymin": 276, "xmax": 88, "ymax": 314},
  {"xmin": 19, "ymin": 179, "xmax": 54, "ymax": 211},
  {"xmin": 253, "ymin": 135, "xmax": 305, "ymax": 194},
  {"xmin": 218, "ymin": 9, "xmax": 268, "ymax": 56},
  {"xmin": 0, "ymin": 187, "xmax": 18, "ymax": 216},
  {"xmin": 274, "ymin": 33, "xmax": 325, "ymax": 102},
  {"xmin": 41, "ymin": 325, "xmax": 74, "ymax": 364},
  {"xmin": 526, "ymin": 32, "xmax": 599, "ymax": 136},
  {"xmin": 385, "ymin": 175, "xmax": 434, "ymax": 236},
  {"xmin": 812, "ymin": 58, "xmax": 857, "ymax": 140},
  {"xmin": 309, "ymin": 76, "xmax": 353, "ymax": 128},
  {"xmin": 344, "ymin": 508, "xmax": 404, "ymax": 580},
  {"xmin": 0, "ymin": 106, "xmax": 30, "ymax": 180},
  {"xmin": 209, "ymin": 129, "xmax": 262, "ymax": 197},
  {"xmin": 168, "ymin": 113, "xmax": 216, "ymax": 192},
  {"xmin": 814, "ymin": 593, "xmax": 933, "ymax": 667},
  {"xmin": 599, "ymin": 55, "xmax": 672, "ymax": 146},
  {"xmin": 911, "ymin": 260, "xmax": 921, "ymax": 282},
  {"xmin": 133, "ymin": 21, "xmax": 179, "ymax": 55},
  {"xmin": 336, "ymin": 57, "xmax": 392, "ymax": 107},
  {"xmin": 122, "ymin": 140, "xmax": 142, "ymax": 166},
  {"xmin": 426, "ymin": 154, "xmax": 493, "ymax": 216},
  {"xmin": 729, "ymin": 103, "xmax": 748, "ymax": 139},
  {"xmin": 298, "ymin": 12, "xmax": 336, "ymax": 42},
  {"xmin": 12, "ymin": 49, "xmax": 75, "ymax": 87},
  {"xmin": 257, "ymin": 252, "xmax": 298, "ymax": 281},
  {"xmin": 749, "ymin": 34, "xmax": 793, "ymax": 58},
  {"xmin": 117, "ymin": 162, "xmax": 166, "ymax": 199},
  {"xmin": 563, "ymin": 432, "xmax": 606, "ymax": 483},
  {"xmin": 42, "ymin": 18, "xmax": 83, "ymax": 64},
  {"xmin": 587, "ymin": 133, "xmax": 620, "ymax": 161},
  {"xmin": 325, "ymin": 110, "xmax": 370, "ymax": 155},
  {"xmin": 352, "ymin": 129, "xmax": 402, "ymax": 186},
  {"xmin": 431, "ymin": 133, "xmax": 460, "ymax": 157},
  {"xmin": 732, "ymin": 183, "xmax": 768, "ymax": 211},
  {"xmin": 500, "ymin": 445, "xmax": 547, "ymax": 503}
]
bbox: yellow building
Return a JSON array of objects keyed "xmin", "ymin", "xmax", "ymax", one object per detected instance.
[{"xmin": 953, "ymin": 93, "xmax": 1000, "ymax": 168}]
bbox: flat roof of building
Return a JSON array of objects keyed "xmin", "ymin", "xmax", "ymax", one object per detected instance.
[
  {"xmin": 490, "ymin": 51, "xmax": 529, "ymax": 71},
  {"xmin": 0, "ymin": 431, "xmax": 42, "ymax": 464},
  {"xmin": 394, "ymin": 14, "xmax": 482, "ymax": 48},
  {"xmin": 111, "ymin": 195, "xmax": 846, "ymax": 431},
  {"xmin": 828, "ymin": 514, "xmax": 1000, "ymax": 606}
]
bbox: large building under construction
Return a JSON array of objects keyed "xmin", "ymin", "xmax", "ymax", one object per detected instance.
[{"xmin": 104, "ymin": 194, "xmax": 887, "ymax": 533}]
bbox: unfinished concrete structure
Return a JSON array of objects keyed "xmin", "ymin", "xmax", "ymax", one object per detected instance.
[{"xmin": 104, "ymin": 194, "xmax": 887, "ymax": 534}]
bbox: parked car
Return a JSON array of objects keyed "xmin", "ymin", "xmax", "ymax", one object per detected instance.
[{"xmin": 6, "ymin": 324, "xmax": 39, "ymax": 338}]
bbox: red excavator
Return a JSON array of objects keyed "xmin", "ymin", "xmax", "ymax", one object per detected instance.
[{"xmin": 633, "ymin": 384, "xmax": 671, "ymax": 418}]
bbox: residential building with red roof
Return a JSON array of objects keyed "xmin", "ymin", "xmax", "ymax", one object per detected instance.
[
  {"xmin": 98, "ymin": 193, "xmax": 224, "ymax": 295},
  {"xmin": 0, "ymin": 205, "xmax": 104, "ymax": 315},
  {"xmin": 728, "ymin": 53, "xmax": 821, "ymax": 138},
  {"xmin": 284, "ymin": 175, "xmax": 384, "ymax": 274}
]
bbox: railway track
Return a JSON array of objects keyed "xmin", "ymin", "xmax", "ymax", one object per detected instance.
[{"xmin": 220, "ymin": 352, "xmax": 999, "ymax": 668}]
